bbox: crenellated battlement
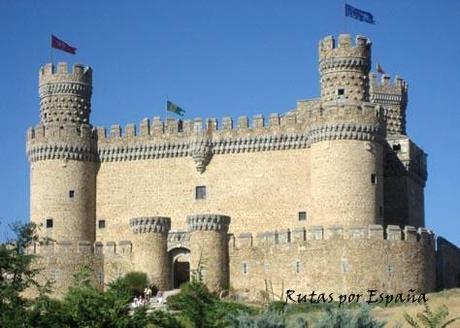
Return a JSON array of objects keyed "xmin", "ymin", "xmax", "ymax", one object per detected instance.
[
  {"xmin": 39, "ymin": 62, "xmax": 92, "ymax": 85},
  {"xmin": 370, "ymin": 73, "xmax": 408, "ymax": 105},
  {"xmin": 96, "ymin": 112, "xmax": 296, "ymax": 141},
  {"xmin": 29, "ymin": 239, "xmax": 134, "ymax": 256},
  {"xmin": 129, "ymin": 216, "xmax": 171, "ymax": 234},
  {"xmin": 26, "ymin": 124, "xmax": 98, "ymax": 163},
  {"xmin": 188, "ymin": 214, "xmax": 231, "ymax": 232},
  {"xmin": 319, "ymin": 34, "xmax": 371, "ymax": 59},
  {"xmin": 231, "ymin": 225, "xmax": 435, "ymax": 249}
]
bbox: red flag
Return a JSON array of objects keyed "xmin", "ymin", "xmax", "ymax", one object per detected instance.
[
  {"xmin": 377, "ymin": 63, "xmax": 385, "ymax": 74},
  {"xmin": 51, "ymin": 35, "xmax": 77, "ymax": 54}
]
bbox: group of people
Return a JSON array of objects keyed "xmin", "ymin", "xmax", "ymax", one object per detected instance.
[{"xmin": 130, "ymin": 287, "xmax": 164, "ymax": 309}]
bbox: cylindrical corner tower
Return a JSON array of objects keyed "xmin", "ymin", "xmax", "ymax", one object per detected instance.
[
  {"xmin": 188, "ymin": 214, "xmax": 230, "ymax": 292},
  {"xmin": 309, "ymin": 35, "xmax": 384, "ymax": 227},
  {"xmin": 130, "ymin": 217, "xmax": 171, "ymax": 290},
  {"xmin": 27, "ymin": 62, "xmax": 98, "ymax": 245}
]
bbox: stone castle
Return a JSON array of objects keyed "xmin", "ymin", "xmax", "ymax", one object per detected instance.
[{"xmin": 26, "ymin": 34, "xmax": 460, "ymax": 299}]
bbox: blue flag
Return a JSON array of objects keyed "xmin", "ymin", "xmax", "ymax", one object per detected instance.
[
  {"xmin": 167, "ymin": 100, "xmax": 185, "ymax": 117},
  {"xmin": 345, "ymin": 4, "xmax": 375, "ymax": 24}
]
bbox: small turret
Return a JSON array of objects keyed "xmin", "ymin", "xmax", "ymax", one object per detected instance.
[
  {"xmin": 370, "ymin": 73, "xmax": 408, "ymax": 135},
  {"xmin": 188, "ymin": 214, "xmax": 231, "ymax": 292},
  {"xmin": 319, "ymin": 34, "xmax": 371, "ymax": 103},
  {"xmin": 38, "ymin": 62, "xmax": 92, "ymax": 127},
  {"xmin": 130, "ymin": 217, "xmax": 171, "ymax": 290}
]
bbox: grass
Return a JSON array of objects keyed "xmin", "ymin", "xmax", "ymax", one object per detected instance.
[{"xmin": 371, "ymin": 288, "xmax": 460, "ymax": 327}]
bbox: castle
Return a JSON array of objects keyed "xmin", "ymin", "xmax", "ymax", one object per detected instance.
[{"xmin": 26, "ymin": 34, "xmax": 460, "ymax": 300}]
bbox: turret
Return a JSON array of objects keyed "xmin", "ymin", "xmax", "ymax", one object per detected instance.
[
  {"xmin": 188, "ymin": 214, "xmax": 230, "ymax": 292},
  {"xmin": 27, "ymin": 62, "xmax": 98, "ymax": 246},
  {"xmin": 319, "ymin": 34, "xmax": 371, "ymax": 104},
  {"xmin": 370, "ymin": 73, "xmax": 408, "ymax": 135},
  {"xmin": 130, "ymin": 217, "xmax": 171, "ymax": 290},
  {"xmin": 39, "ymin": 62, "xmax": 92, "ymax": 127}
]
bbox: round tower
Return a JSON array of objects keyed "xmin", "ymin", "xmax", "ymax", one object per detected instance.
[
  {"xmin": 188, "ymin": 214, "xmax": 230, "ymax": 292},
  {"xmin": 27, "ymin": 62, "xmax": 98, "ymax": 244},
  {"xmin": 129, "ymin": 217, "xmax": 171, "ymax": 290},
  {"xmin": 309, "ymin": 35, "xmax": 384, "ymax": 227},
  {"xmin": 319, "ymin": 34, "xmax": 371, "ymax": 103}
]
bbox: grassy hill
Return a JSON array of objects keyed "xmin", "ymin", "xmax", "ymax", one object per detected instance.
[{"xmin": 372, "ymin": 288, "xmax": 460, "ymax": 327}]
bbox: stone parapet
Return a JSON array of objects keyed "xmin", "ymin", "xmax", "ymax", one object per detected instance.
[
  {"xmin": 232, "ymin": 224, "xmax": 435, "ymax": 249},
  {"xmin": 187, "ymin": 214, "xmax": 231, "ymax": 232},
  {"xmin": 129, "ymin": 217, "xmax": 171, "ymax": 234},
  {"xmin": 319, "ymin": 34, "xmax": 371, "ymax": 65},
  {"xmin": 370, "ymin": 74, "xmax": 407, "ymax": 106}
]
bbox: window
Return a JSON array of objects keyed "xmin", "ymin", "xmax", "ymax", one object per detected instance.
[
  {"xmin": 97, "ymin": 271, "xmax": 104, "ymax": 285},
  {"xmin": 98, "ymin": 220, "xmax": 106, "ymax": 229},
  {"xmin": 295, "ymin": 261, "xmax": 301, "ymax": 273},
  {"xmin": 242, "ymin": 262, "xmax": 249, "ymax": 274},
  {"xmin": 69, "ymin": 190, "xmax": 75, "ymax": 198},
  {"xmin": 195, "ymin": 186, "xmax": 206, "ymax": 200},
  {"xmin": 392, "ymin": 144, "xmax": 401, "ymax": 152},
  {"xmin": 337, "ymin": 88, "xmax": 345, "ymax": 96},
  {"xmin": 371, "ymin": 174, "xmax": 377, "ymax": 185},
  {"xmin": 46, "ymin": 218, "xmax": 53, "ymax": 228},
  {"xmin": 379, "ymin": 206, "xmax": 383, "ymax": 217},
  {"xmin": 51, "ymin": 269, "xmax": 60, "ymax": 281},
  {"xmin": 298, "ymin": 211, "xmax": 307, "ymax": 221}
]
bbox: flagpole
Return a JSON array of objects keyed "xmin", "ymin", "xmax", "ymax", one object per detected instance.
[
  {"xmin": 343, "ymin": 0, "xmax": 347, "ymax": 33},
  {"xmin": 50, "ymin": 35, "xmax": 54, "ymax": 67},
  {"xmin": 165, "ymin": 95, "xmax": 169, "ymax": 123}
]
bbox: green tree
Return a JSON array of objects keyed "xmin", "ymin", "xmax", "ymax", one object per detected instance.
[{"xmin": 0, "ymin": 222, "xmax": 41, "ymax": 327}]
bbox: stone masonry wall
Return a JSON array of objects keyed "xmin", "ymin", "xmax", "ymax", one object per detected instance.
[
  {"xmin": 229, "ymin": 225, "xmax": 436, "ymax": 302},
  {"xmin": 26, "ymin": 241, "xmax": 104, "ymax": 299},
  {"xmin": 437, "ymin": 237, "xmax": 460, "ymax": 289}
]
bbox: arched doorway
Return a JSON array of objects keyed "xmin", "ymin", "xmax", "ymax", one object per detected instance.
[{"xmin": 168, "ymin": 247, "xmax": 190, "ymax": 289}]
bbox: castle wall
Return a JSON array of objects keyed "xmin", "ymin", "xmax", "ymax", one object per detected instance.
[
  {"xmin": 384, "ymin": 137, "xmax": 427, "ymax": 228},
  {"xmin": 229, "ymin": 225, "xmax": 436, "ymax": 302},
  {"xmin": 26, "ymin": 241, "xmax": 104, "ymax": 299},
  {"xmin": 95, "ymin": 148, "xmax": 312, "ymax": 241},
  {"xmin": 383, "ymin": 174, "xmax": 409, "ymax": 226},
  {"xmin": 437, "ymin": 237, "xmax": 460, "ymax": 289}
]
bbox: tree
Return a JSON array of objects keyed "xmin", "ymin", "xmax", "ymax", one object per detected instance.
[{"xmin": 0, "ymin": 222, "xmax": 42, "ymax": 327}]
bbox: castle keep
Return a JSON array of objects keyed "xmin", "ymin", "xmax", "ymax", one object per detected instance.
[{"xmin": 26, "ymin": 34, "xmax": 460, "ymax": 299}]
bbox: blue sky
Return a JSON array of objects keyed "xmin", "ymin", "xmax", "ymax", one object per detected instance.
[{"xmin": 0, "ymin": 1, "xmax": 459, "ymax": 245}]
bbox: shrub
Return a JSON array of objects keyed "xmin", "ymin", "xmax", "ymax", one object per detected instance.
[
  {"xmin": 404, "ymin": 303, "xmax": 460, "ymax": 327},
  {"xmin": 121, "ymin": 271, "xmax": 149, "ymax": 297},
  {"xmin": 227, "ymin": 305, "xmax": 308, "ymax": 328},
  {"xmin": 315, "ymin": 304, "xmax": 385, "ymax": 328}
]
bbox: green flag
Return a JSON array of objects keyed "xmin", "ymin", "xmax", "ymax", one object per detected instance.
[{"xmin": 167, "ymin": 100, "xmax": 185, "ymax": 117}]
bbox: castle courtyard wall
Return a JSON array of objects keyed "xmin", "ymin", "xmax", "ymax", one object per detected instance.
[{"xmin": 229, "ymin": 225, "xmax": 436, "ymax": 302}]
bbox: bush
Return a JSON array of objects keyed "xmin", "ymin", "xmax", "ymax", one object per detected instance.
[
  {"xmin": 315, "ymin": 304, "xmax": 385, "ymax": 328},
  {"xmin": 122, "ymin": 271, "xmax": 149, "ymax": 297},
  {"xmin": 167, "ymin": 281, "xmax": 256, "ymax": 328},
  {"xmin": 404, "ymin": 303, "xmax": 460, "ymax": 327},
  {"xmin": 227, "ymin": 305, "xmax": 308, "ymax": 328}
]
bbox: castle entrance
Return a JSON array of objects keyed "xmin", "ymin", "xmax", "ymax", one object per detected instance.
[{"xmin": 169, "ymin": 247, "xmax": 190, "ymax": 289}]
